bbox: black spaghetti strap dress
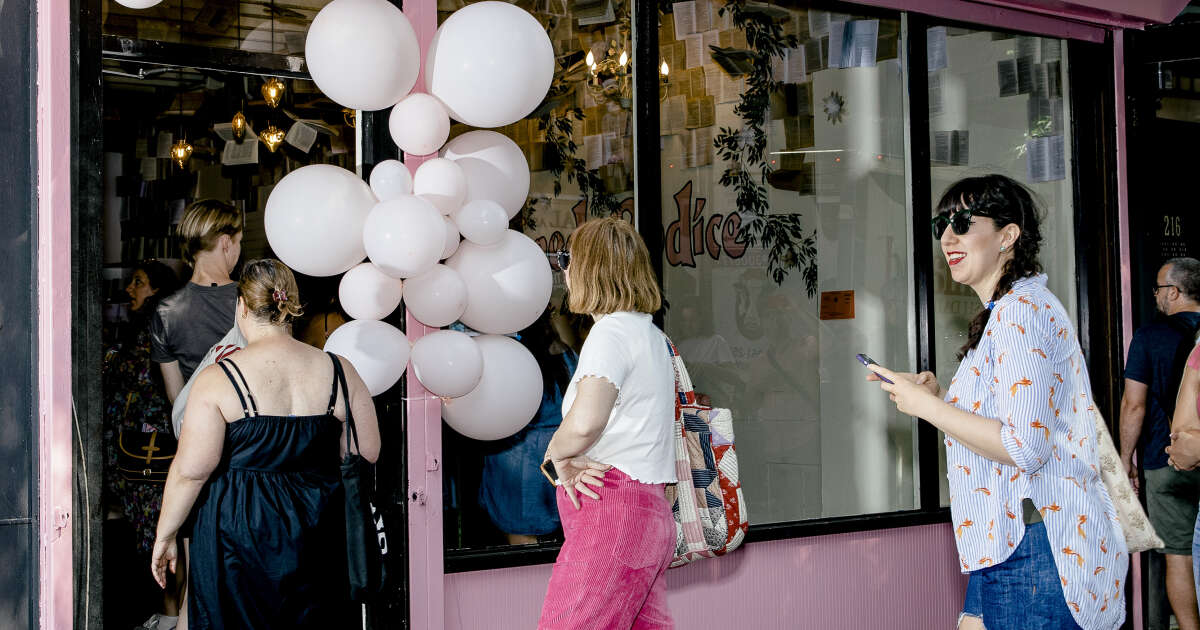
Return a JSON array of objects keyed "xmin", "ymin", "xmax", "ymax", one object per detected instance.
[{"xmin": 187, "ymin": 354, "xmax": 352, "ymax": 630}]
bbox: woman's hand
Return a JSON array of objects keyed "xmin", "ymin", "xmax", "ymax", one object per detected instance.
[
  {"xmin": 867, "ymin": 368, "xmax": 942, "ymax": 398},
  {"xmin": 150, "ymin": 534, "xmax": 178, "ymax": 589},
  {"xmin": 553, "ymin": 455, "xmax": 612, "ymax": 510},
  {"xmin": 1167, "ymin": 430, "xmax": 1200, "ymax": 471},
  {"xmin": 868, "ymin": 364, "xmax": 943, "ymax": 419}
]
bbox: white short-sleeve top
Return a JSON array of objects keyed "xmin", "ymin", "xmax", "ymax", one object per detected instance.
[{"xmin": 561, "ymin": 311, "xmax": 678, "ymax": 484}]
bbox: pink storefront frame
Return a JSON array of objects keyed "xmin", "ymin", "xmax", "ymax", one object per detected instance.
[
  {"xmin": 398, "ymin": 2, "xmax": 1145, "ymax": 630},
  {"xmin": 30, "ymin": 0, "xmax": 1167, "ymax": 628}
]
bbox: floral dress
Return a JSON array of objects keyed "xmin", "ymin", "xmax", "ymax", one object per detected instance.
[{"xmin": 102, "ymin": 319, "xmax": 173, "ymax": 555}]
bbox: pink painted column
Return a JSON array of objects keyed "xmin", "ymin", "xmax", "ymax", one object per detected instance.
[
  {"xmin": 403, "ymin": 0, "xmax": 445, "ymax": 628},
  {"xmin": 36, "ymin": 0, "xmax": 74, "ymax": 627},
  {"xmin": 1112, "ymin": 28, "xmax": 1144, "ymax": 630}
]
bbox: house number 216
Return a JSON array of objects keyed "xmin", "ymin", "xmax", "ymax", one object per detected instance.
[{"xmin": 1163, "ymin": 215, "xmax": 1183, "ymax": 237}]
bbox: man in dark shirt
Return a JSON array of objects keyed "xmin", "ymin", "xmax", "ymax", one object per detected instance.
[{"xmin": 1121, "ymin": 257, "xmax": 1200, "ymax": 630}]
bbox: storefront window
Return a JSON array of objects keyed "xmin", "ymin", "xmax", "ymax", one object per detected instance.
[
  {"xmin": 99, "ymin": 62, "xmax": 356, "ymax": 305},
  {"xmin": 926, "ymin": 26, "xmax": 1076, "ymax": 505},
  {"xmin": 102, "ymin": 0, "xmax": 324, "ymax": 55},
  {"xmin": 659, "ymin": 3, "xmax": 916, "ymax": 524},
  {"xmin": 440, "ymin": 0, "xmax": 636, "ymax": 552}
]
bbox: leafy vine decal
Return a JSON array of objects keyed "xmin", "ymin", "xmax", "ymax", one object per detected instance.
[
  {"xmin": 713, "ymin": 0, "xmax": 818, "ymax": 293},
  {"xmin": 537, "ymin": 108, "xmax": 622, "ymax": 219}
]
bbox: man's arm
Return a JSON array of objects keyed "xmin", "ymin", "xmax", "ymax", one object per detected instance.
[
  {"xmin": 1120, "ymin": 378, "xmax": 1149, "ymax": 486},
  {"xmin": 159, "ymin": 361, "xmax": 184, "ymax": 403}
]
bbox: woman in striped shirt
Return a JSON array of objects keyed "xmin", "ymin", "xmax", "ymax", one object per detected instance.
[{"xmin": 868, "ymin": 175, "xmax": 1127, "ymax": 629}]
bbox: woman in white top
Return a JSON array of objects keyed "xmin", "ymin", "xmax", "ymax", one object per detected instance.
[{"xmin": 538, "ymin": 217, "xmax": 678, "ymax": 630}]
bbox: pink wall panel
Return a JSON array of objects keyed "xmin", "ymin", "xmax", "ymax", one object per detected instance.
[
  {"xmin": 36, "ymin": 0, "xmax": 75, "ymax": 627},
  {"xmin": 446, "ymin": 523, "xmax": 968, "ymax": 629}
]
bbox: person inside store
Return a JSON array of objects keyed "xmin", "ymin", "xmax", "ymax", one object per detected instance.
[
  {"xmin": 102, "ymin": 260, "xmax": 180, "ymax": 630},
  {"xmin": 538, "ymin": 217, "xmax": 678, "ymax": 629},
  {"xmin": 1165, "ymin": 340, "xmax": 1200, "ymax": 602},
  {"xmin": 479, "ymin": 302, "xmax": 588, "ymax": 545},
  {"xmin": 150, "ymin": 199, "xmax": 244, "ymax": 403},
  {"xmin": 150, "ymin": 259, "xmax": 380, "ymax": 629},
  {"xmin": 1121, "ymin": 257, "xmax": 1200, "ymax": 630},
  {"xmin": 147, "ymin": 198, "xmax": 244, "ymax": 629},
  {"xmin": 865, "ymin": 174, "xmax": 1127, "ymax": 629}
]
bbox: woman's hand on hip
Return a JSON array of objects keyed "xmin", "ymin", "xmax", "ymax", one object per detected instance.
[
  {"xmin": 1167, "ymin": 430, "xmax": 1200, "ymax": 471},
  {"xmin": 868, "ymin": 364, "xmax": 942, "ymax": 418},
  {"xmin": 554, "ymin": 456, "xmax": 612, "ymax": 510}
]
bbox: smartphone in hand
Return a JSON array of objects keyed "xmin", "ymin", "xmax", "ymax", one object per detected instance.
[
  {"xmin": 540, "ymin": 459, "xmax": 559, "ymax": 486},
  {"xmin": 856, "ymin": 353, "xmax": 894, "ymax": 384}
]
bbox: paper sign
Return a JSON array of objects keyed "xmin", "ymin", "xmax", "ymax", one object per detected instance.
[
  {"xmin": 819, "ymin": 290, "xmax": 855, "ymax": 320},
  {"xmin": 286, "ymin": 122, "xmax": 319, "ymax": 153}
]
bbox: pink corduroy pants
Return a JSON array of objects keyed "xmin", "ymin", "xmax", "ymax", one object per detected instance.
[{"xmin": 537, "ymin": 468, "xmax": 676, "ymax": 630}]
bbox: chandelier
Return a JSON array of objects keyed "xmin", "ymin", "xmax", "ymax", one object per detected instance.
[
  {"xmin": 584, "ymin": 40, "xmax": 630, "ymax": 99},
  {"xmin": 583, "ymin": 38, "xmax": 670, "ymax": 102}
]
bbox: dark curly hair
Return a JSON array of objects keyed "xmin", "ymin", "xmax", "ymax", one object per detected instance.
[
  {"xmin": 936, "ymin": 175, "xmax": 1044, "ymax": 360},
  {"xmin": 134, "ymin": 259, "xmax": 179, "ymax": 313}
]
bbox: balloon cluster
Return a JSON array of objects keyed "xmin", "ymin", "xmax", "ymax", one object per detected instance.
[{"xmin": 262, "ymin": 0, "xmax": 556, "ymax": 441}]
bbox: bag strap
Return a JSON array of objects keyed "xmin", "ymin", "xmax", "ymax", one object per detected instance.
[
  {"xmin": 329, "ymin": 353, "xmax": 360, "ymax": 456},
  {"xmin": 662, "ymin": 335, "xmax": 697, "ymax": 405}
]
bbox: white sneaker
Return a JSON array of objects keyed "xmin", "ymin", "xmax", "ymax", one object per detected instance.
[{"xmin": 135, "ymin": 614, "xmax": 178, "ymax": 630}]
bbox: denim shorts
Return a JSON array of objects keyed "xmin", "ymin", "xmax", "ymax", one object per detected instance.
[
  {"xmin": 959, "ymin": 521, "xmax": 1082, "ymax": 630},
  {"xmin": 1193, "ymin": 510, "xmax": 1200, "ymax": 605}
]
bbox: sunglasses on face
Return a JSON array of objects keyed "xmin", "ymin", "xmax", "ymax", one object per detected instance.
[
  {"xmin": 931, "ymin": 209, "xmax": 976, "ymax": 239},
  {"xmin": 547, "ymin": 250, "xmax": 570, "ymax": 271}
]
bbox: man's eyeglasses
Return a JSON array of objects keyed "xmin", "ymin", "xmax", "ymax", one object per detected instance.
[
  {"xmin": 1152, "ymin": 284, "xmax": 1178, "ymax": 296},
  {"xmin": 931, "ymin": 209, "xmax": 976, "ymax": 239},
  {"xmin": 547, "ymin": 250, "xmax": 570, "ymax": 271}
]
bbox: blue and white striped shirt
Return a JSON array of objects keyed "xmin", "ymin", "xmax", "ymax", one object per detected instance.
[{"xmin": 945, "ymin": 275, "xmax": 1127, "ymax": 629}]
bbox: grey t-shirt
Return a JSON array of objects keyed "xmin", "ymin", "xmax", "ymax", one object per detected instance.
[{"xmin": 150, "ymin": 282, "xmax": 239, "ymax": 380}]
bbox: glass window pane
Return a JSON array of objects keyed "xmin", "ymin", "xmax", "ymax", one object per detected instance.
[
  {"xmin": 103, "ymin": 1, "xmax": 327, "ymax": 54},
  {"xmin": 659, "ymin": 4, "xmax": 915, "ymax": 524},
  {"xmin": 439, "ymin": 0, "xmax": 636, "ymax": 553},
  {"xmin": 926, "ymin": 27, "xmax": 1075, "ymax": 505}
]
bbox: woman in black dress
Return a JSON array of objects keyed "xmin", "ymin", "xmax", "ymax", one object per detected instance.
[{"xmin": 151, "ymin": 259, "xmax": 380, "ymax": 629}]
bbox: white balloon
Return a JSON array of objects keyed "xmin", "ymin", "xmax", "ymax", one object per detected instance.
[
  {"xmin": 442, "ymin": 335, "xmax": 543, "ymax": 440},
  {"xmin": 444, "ymin": 230, "xmax": 552, "ymax": 335},
  {"xmin": 402, "ymin": 264, "xmax": 467, "ymax": 328},
  {"xmin": 389, "ymin": 94, "xmax": 451, "ymax": 156},
  {"xmin": 115, "ymin": 0, "xmax": 162, "ymax": 8},
  {"xmin": 323, "ymin": 319, "xmax": 411, "ymax": 396},
  {"xmin": 410, "ymin": 330, "xmax": 483, "ymax": 398},
  {"xmin": 441, "ymin": 216, "xmax": 461, "ymax": 260},
  {"xmin": 339, "ymin": 262, "xmax": 404, "ymax": 321},
  {"xmin": 412, "ymin": 158, "xmax": 466, "ymax": 215},
  {"xmin": 265, "ymin": 164, "xmax": 375, "ymax": 277},
  {"xmin": 425, "ymin": 1, "xmax": 554, "ymax": 128},
  {"xmin": 362, "ymin": 196, "xmax": 447, "ymax": 279},
  {"xmin": 305, "ymin": 0, "xmax": 420, "ymax": 111},
  {"xmin": 453, "ymin": 200, "xmax": 508, "ymax": 246},
  {"xmin": 369, "ymin": 159, "xmax": 413, "ymax": 201},
  {"xmin": 443, "ymin": 131, "xmax": 530, "ymax": 219}
]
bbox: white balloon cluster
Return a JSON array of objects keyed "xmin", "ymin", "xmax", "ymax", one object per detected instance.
[{"xmin": 262, "ymin": 0, "xmax": 557, "ymax": 440}]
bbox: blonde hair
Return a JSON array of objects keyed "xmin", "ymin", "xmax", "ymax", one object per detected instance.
[
  {"xmin": 178, "ymin": 199, "xmax": 243, "ymax": 264},
  {"xmin": 566, "ymin": 217, "xmax": 661, "ymax": 316},
  {"xmin": 239, "ymin": 259, "xmax": 303, "ymax": 325}
]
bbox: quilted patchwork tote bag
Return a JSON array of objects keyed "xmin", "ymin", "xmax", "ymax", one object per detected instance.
[{"xmin": 663, "ymin": 336, "xmax": 749, "ymax": 568}]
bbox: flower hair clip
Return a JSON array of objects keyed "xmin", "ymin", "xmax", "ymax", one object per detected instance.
[{"xmin": 272, "ymin": 289, "xmax": 288, "ymax": 303}]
